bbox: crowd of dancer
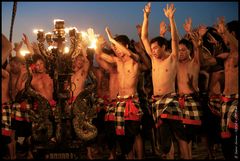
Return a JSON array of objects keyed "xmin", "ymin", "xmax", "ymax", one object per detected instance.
[{"xmin": 2, "ymin": 2, "xmax": 239, "ymax": 160}]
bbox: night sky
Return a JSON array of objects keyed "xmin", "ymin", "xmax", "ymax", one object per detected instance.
[{"xmin": 2, "ymin": 1, "xmax": 238, "ymax": 48}]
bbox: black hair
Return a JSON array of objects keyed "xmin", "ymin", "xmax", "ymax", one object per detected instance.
[
  {"xmin": 114, "ymin": 35, "xmax": 130, "ymax": 46},
  {"xmin": 114, "ymin": 35, "xmax": 137, "ymax": 53},
  {"xmin": 202, "ymin": 27, "xmax": 229, "ymax": 56},
  {"xmin": 150, "ymin": 36, "xmax": 169, "ymax": 50},
  {"xmin": 179, "ymin": 38, "xmax": 194, "ymax": 56},
  {"xmin": 226, "ymin": 20, "xmax": 239, "ymax": 40}
]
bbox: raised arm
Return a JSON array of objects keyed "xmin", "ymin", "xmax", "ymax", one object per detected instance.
[
  {"xmin": 95, "ymin": 36, "xmax": 116, "ymax": 72},
  {"xmin": 159, "ymin": 20, "xmax": 168, "ymax": 38},
  {"xmin": 189, "ymin": 31, "xmax": 202, "ymax": 64},
  {"xmin": 163, "ymin": 3, "xmax": 179, "ymax": 58},
  {"xmin": 216, "ymin": 17, "xmax": 238, "ymax": 53},
  {"xmin": 22, "ymin": 33, "xmax": 35, "ymax": 54},
  {"xmin": 141, "ymin": 2, "xmax": 153, "ymax": 57},
  {"xmin": 13, "ymin": 41, "xmax": 23, "ymax": 57},
  {"xmin": 105, "ymin": 27, "xmax": 139, "ymax": 62}
]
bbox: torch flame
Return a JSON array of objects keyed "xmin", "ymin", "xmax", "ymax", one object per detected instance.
[{"xmin": 20, "ymin": 50, "xmax": 30, "ymax": 57}]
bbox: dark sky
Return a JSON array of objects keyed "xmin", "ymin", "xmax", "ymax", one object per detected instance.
[{"xmin": 2, "ymin": 1, "xmax": 238, "ymax": 47}]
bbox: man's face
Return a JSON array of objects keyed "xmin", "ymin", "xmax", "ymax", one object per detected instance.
[
  {"xmin": 35, "ymin": 59, "xmax": 46, "ymax": 73},
  {"xmin": 179, "ymin": 44, "xmax": 190, "ymax": 62},
  {"xmin": 111, "ymin": 44, "xmax": 124, "ymax": 58},
  {"xmin": 151, "ymin": 42, "xmax": 164, "ymax": 58}
]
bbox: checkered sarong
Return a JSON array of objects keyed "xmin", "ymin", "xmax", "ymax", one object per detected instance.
[
  {"xmin": 12, "ymin": 101, "xmax": 31, "ymax": 122},
  {"xmin": 105, "ymin": 99, "xmax": 116, "ymax": 121},
  {"xmin": 2, "ymin": 103, "xmax": 13, "ymax": 136},
  {"xmin": 115, "ymin": 94, "xmax": 143, "ymax": 135},
  {"xmin": 208, "ymin": 95, "xmax": 221, "ymax": 116},
  {"xmin": 220, "ymin": 94, "xmax": 239, "ymax": 138},
  {"xmin": 178, "ymin": 93, "xmax": 202, "ymax": 125},
  {"xmin": 152, "ymin": 93, "xmax": 183, "ymax": 124}
]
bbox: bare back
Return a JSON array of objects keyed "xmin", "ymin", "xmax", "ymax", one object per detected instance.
[
  {"xmin": 152, "ymin": 55, "xmax": 177, "ymax": 95},
  {"xmin": 223, "ymin": 51, "xmax": 238, "ymax": 95}
]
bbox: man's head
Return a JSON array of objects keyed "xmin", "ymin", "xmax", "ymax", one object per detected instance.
[
  {"xmin": 178, "ymin": 38, "xmax": 193, "ymax": 62},
  {"xmin": 9, "ymin": 57, "xmax": 25, "ymax": 74},
  {"xmin": 112, "ymin": 35, "xmax": 131, "ymax": 57},
  {"xmin": 32, "ymin": 54, "xmax": 46, "ymax": 74},
  {"xmin": 226, "ymin": 20, "xmax": 239, "ymax": 43},
  {"xmin": 150, "ymin": 36, "xmax": 169, "ymax": 58}
]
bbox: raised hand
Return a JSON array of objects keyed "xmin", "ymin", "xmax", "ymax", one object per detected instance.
[
  {"xmin": 216, "ymin": 16, "xmax": 226, "ymax": 35},
  {"xmin": 13, "ymin": 41, "xmax": 23, "ymax": 53},
  {"xmin": 163, "ymin": 3, "xmax": 176, "ymax": 19},
  {"xmin": 183, "ymin": 17, "xmax": 192, "ymax": 34},
  {"xmin": 143, "ymin": 2, "xmax": 151, "ymax": 15},
  {"xmin": 197, "ymin": 24, "xmax": 208, "ymax": 37},
  {"xmin": 136, "ymin": 24, "xmax": 142, "ymax": 37},
  {"xmin": 105, "ymin": 27, "xmax": 114, "ymax": 43},
  {"xmin": 159, "ymin": 20, "xmax": 168, "ymax": 37},
  {"xmin": 31, "ymin": 42, "xmax": 41, "ymax": 54},
  {"xmin": 189, "ymin": 31, "xmax": 202, "ymax": 48},
  {"xmin": 22, "ymin": 33, "xmax": 31, "ymax": 46}
]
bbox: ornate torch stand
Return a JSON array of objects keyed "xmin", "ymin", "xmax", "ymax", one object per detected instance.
[{"xmin": 35, "ymin": 20, "xmax": 75, "ymax": 145}]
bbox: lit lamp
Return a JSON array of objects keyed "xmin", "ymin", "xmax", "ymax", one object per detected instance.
[
  {"xmin": 46, "ymin": 32, "xmax": 53, "ymax": 45},
  {"xmin": 54, "ymin": 19, "xmax": 64, "ymax": 30},
  {"xmin": 37, "ymin": 30, "xmax": 45, "ymax": 42},
  {"xmin": 69, "ymin": 28, "xmax": 76, "ymax": 37},
  {"xmin": 53, "ymin": 19, "xmax": 65, "ymax": 40}
]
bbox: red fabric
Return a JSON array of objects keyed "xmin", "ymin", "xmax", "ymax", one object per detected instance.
[
  {"xmin": 68, "ymin": 96, "xmax": 76, "ymax": 104},
  {"xmin": 178, "ymin": 97, "xmax": 185, "ymax": 109},
  {"xmin": 221, "ymin": 96, "xmax": 236, "ymax": 103},
  {"xmin": 49, "ymin": 99, "xmax": 57, "ymax": 107},
  {"xmin": 124, "ymin": 99, "xmax": 141, "ymax": 121}
]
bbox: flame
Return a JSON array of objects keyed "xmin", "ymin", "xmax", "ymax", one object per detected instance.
[
  {"xmin": 33, "ymin": 29, "xmax": 44, "ymax": 34},
  {"xmin": 64, "ymin": 47, "xmax": 69, "ymax": 54},
  {"xmin": 20, "ymin": 50, "xmax": 30, "ymax": 57},
  {"xmin": 54, "ymin": 19, "xmax": 64, "ymax": 24}
]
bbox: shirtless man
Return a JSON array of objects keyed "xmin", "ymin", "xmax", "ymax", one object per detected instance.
[
  {"xmin": 2, "ymin": 34, "xmax": 15, "ymax": 160},
  {"xmin": 95, "ymin": 36, "xmax": 119, "ymax": 159},
  {"xmin": 177, "ymin": 19, "xmax": 203, "ymax": 158},
  {"xmin": 96, "ymin": 27, "xmax": 142, "ymax": 159},
  {"xmin": 141, "ymin": 3, "xmax": 190, "ymax": 159},
  {"xmin": 16, "ymin": 53, "xmax": 60, "ymax": 149},
  {"xmin": 216, "ymin": 18, "xmax": 239, "ymax": 160}
]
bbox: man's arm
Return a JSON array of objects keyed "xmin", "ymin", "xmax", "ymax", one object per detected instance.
[
  {"xmin": 105, "ymin": 27, "xmax": 139, "ymax": 62},
  {"xmin": 164, "ymin": 3, "xmax": 179, "ymax": 59},
  {"xmin": 141, "ymin": 2, "xmax": 153, "ymax": 57},
  {"xmin": 95, "ymin": 47, "xmax": 115, "ymax": 72},
  {"xmin": 216, "ymin": 17, "xmax": 238, "ymax": 53}
]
